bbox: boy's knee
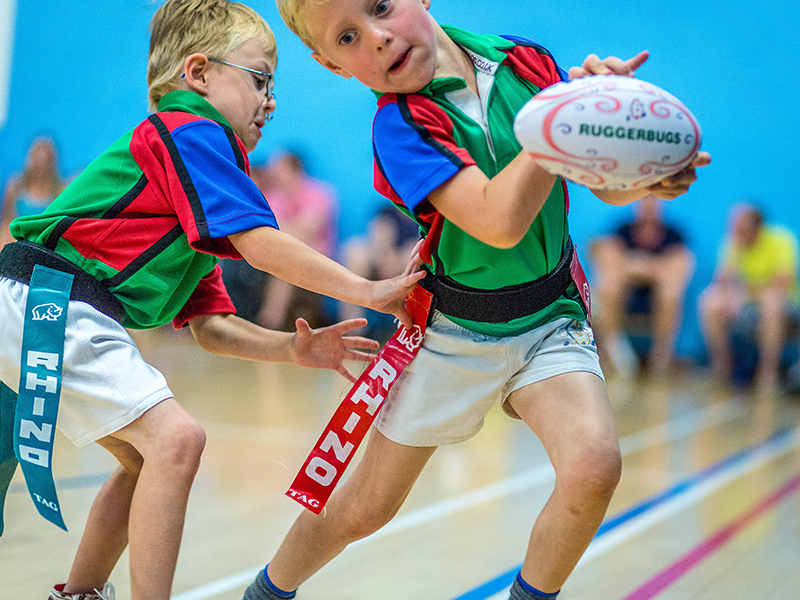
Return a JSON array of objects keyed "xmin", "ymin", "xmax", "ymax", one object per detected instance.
[
  {"xmin": 168, "ymin": 418, "xmax": 207, "ymax": 465},
  {"xmin": 559, "ymin": 440, "xmax": 621, "ymax": 500},
  {"xmin": 340, "ymin": 499, "xmax": 400, "ymax": 541},
  {"xmin": 148, "ymin": 414, "xmax": 206, "ymax": 474}
]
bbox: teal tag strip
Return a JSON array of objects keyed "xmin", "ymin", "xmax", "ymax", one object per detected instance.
[{"xmin": 14, "ymin": 265, "xmax": 74, "ymax": 531}]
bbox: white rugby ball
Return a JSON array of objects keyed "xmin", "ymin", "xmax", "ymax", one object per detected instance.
[{"xmin": 513, "ymin": 75, "xmax": 702, "ymax": 190}]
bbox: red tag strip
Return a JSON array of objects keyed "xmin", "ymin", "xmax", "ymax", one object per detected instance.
[
  {"xmin": 286, "ymin": 285, "xmax": 433, "ymax": 514},
  {"xmin": 570, "ymin": 243, "xmax": 592, "ymax": 326}
]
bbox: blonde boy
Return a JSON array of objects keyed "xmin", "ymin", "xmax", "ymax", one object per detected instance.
[
  {"xmin": 242, "ymin": 0, "xmax": 711, "ymax": 599},
  {"xmin": 0, "ymin": 1, "xmax": 424, "ymax": 599}
]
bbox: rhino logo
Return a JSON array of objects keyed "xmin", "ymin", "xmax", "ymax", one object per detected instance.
[
  {"xmin": 396, "ymin": 325, "xmax": 424, "ymax": 353},
  {"xmin": 31, "ymin": 303, "xmax": 64, "ymax": 322}
]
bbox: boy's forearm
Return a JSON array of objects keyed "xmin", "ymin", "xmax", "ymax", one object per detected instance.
[
  {"xmin": 429, "ymin": 153, "xmax": 556, "ymax": 249},
  {"xmin": 229, "ymin": 227, "xmax": 372, "ymax": 306},
  {"xmin": 592, "ymin": 187, "xmax": 650, "ymax": 206},
  {"xmin": 189, "ymin": 313, "xmax": 295, "ymax": 362}
]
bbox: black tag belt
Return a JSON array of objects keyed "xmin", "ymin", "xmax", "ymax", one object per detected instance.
[
  {"xmin": 418, "ymin": 237, "xmax": 574, "ymax": 324},
  {"xmin": 0, "ymin": 241, "xmax": 126, "ymax": 323}
]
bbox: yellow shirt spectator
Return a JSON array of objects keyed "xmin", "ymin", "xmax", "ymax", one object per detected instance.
[{"xmin": 722, "ymin": 225, "xmax": 799, "ymax": 301}]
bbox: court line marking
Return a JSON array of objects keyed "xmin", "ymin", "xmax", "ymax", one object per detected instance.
[
  {"xmin": 170, "ymin": 397, "xmax": 747, "ymax": 600},
  {"xmin": 621, "ymin": 469, "xmax": 800, "ymax": 600},
  {"xmin": 457, "ymin": 427, "xmax": 800, "ymax": 600},
  {"xmin": 11, "ymin": 396, "xmax": 745, "ymax": 495}
]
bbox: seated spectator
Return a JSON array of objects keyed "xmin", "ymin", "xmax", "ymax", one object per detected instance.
[
  {"xmin": 699, "ymin": 202, "xmax": 800, "ymax": 389},
  {"xmin": 591, "ymin": 195, "xmax": 695, "ymax": 376},
  {"xmin": 341, "ymin": 205, "xmax": 420, "ymax": 342},
  {"xmin": 1, "ymin": 136, "xmax": 65, "ymax": 247},
  {"xmin": 219, "ymin": 152, "xmax": 339, "ymax": 328},
  {"xmin": 257, "ymin": 150, "xmax": 339, "ymax": 329}
]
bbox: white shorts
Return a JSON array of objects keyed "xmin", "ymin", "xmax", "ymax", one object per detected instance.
[
  {"xmin": 374, "ymin": 312, "xmax": 604, "ymax": 447},
  {"xmin": 0, "ymin": 277, "xmax": 173, "ymax": 447}
]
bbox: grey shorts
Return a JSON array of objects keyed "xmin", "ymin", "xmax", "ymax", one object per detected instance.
[
  {"xmin": 374, "ymin": 312, "xmax": 604, "ymax": 447},
  {"xmin": 0, "ymin": 277, "xmax": 173, "ymax": 447}
]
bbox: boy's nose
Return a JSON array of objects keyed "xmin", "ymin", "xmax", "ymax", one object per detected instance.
[
  {"xmin": 264, "ymin": 95, "xmax": 276, "ymax": 120},
  {"xmin": 367, "ymin": 24, "xmax": 393, "ymax": 49}
]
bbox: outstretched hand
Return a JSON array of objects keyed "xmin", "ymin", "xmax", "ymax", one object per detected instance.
[
  {"xmin": 646, "ymin": 152, "xmax": 712, "ymax": 200},
  {"xmin": 290, "ymin": 317, "xmax": 380, "ymax": 382},
  {"xmin": 366, "ymin": 239, "xmax": 426, "ymax": 329},
  {"xmin": 569, "ymin": 50, "xmax": 650, "ymax": 79}
]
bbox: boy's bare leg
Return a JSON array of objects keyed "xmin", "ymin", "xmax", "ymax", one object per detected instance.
[
  {"xmin": 508, "ymin": 372, "xmax": 621, "ymax": 593},
  {"xmin": 267, "ymin": 430, "xmax": 437, "ymax": 591},
  {"xmin": 65, "ymin": 398, "xmax": 206, "ymax": 600},
  {"xmin": 63, "ymin": 440, "xmax": 142, "ymax": 593}
]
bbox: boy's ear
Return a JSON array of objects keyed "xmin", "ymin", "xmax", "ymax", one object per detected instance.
[
  {"xmin": 311, "ymin": 51, "xmax": 352, "ymax": 79},
  {"xmin": 182, "ymin": 53, "xmax": 212, "ymax": 93}
]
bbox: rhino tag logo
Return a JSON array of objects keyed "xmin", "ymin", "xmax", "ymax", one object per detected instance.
[
  {"xmin": 396, "ymin": 325, "xmax": 424, "ymax": 353},
  {"xmin": 32, "ymin": 303, "xmax": 63, "ymax": 321}
]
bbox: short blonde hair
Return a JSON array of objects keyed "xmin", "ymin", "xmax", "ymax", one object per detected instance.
[
  {"xmin": 275, "ymin": 0, "xmax": 319, "ymax": 50},
  {"xmin": 147, "ymin": 0, "xmax": 277, "ymax": 112}
]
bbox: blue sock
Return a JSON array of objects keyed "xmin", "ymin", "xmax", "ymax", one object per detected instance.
[
  {"xmin": 241, "ymin": 565, "xmax": 296, "ymax": 600},
  {"xmin": 508, "ymin": 572, "xmax": 559, "ymax": 600}
]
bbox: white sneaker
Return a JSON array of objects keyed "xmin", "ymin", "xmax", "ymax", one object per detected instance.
[{"xmin": 49, "ymin": 582, "xmax": 115, "ymax": 600}]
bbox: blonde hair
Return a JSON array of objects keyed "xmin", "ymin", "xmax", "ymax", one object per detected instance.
[
  {"xmin": 147, "ymin": 0, "xmax": 277, "ymax": 112},
  {"xmin": 275, "ymin": 0, "xmax": 319, "ymax": 50}
]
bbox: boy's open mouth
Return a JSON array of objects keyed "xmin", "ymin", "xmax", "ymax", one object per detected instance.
[{"xmin": 389, "ymin": 48, "xmax": 411, "ymax": 72}]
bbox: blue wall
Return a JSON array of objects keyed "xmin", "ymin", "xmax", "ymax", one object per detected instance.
[{"xmin": 2, "ymin": 0, "xmax": 798, "ymax": 358}]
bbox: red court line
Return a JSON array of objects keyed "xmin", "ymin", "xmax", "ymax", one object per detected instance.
[{"xmin": 622, "ymin": 471, "xmax": 800, "ymax": 600}]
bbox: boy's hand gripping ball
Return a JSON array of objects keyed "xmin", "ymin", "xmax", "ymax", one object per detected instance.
[{"xmin": 514, "ymin": 75, "xmax": 702, "ymax": 190}]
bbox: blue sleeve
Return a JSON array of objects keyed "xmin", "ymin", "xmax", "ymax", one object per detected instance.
[
  {"xmin": 373, "ymin": 99, "xmax": 468, "ymax": 213},
  {"xmin": 171, "ymin": 120, "xmax": 278, "ymax": 238}
]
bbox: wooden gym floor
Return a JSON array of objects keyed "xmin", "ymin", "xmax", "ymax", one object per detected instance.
[{"xmin": 3, "ymin": 326, "xmax": 800, "ymax": 599}]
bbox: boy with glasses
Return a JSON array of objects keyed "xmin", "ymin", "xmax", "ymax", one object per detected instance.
[{"xmin": 0, "ymin": 1, "xmax": 423, "ymax": 599}]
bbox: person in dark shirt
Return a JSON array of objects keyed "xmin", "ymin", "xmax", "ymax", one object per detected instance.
[{"xmin": 591, "ymin": 195, "xmax": 695, "ymax": 376}]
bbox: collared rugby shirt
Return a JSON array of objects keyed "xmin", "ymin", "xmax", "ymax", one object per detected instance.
[
  {"xmin": 11, "ymin": 91, "xmax": 278, "ymax": 329},
  {"xmin": 373, "ymin": 26, "xmax": 587, "ymax": 337}
]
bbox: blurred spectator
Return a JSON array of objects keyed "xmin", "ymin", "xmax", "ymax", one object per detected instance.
[
  {"xmin": 590, "ymin": 195, "xmax": 695, "ymax": 377},
  {"xmin": 1, "ymin": 136, "xmax": 65, "ymax": 246},
  {"xmin": 340, "ymin": 204, "xmax": 420, "ymax": 342},
  {"xmin": 220, "ymin": 150, "xmax": 339, "ymax": 329},
  {"xmin": 698, "ymin": 203, "xmax": 800, "ymax": 389}
]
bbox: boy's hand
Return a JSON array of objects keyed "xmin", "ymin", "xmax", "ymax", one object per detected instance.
[
  {"xmin": 568, "ymin": 50, "xmax": 650, "ymax": 79},
  {"xmin": 366, "ymin": 240, "xmax": 426, "ymax": 329},
  {"xmin": 290, "ymin": 317, "xmax": 380, "ymax": 382},
  {"xmin": 646, "ymin": 151, "xmax": 712, "ymax": 200}
]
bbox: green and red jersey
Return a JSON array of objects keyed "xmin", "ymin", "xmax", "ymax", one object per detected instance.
[
  {"xmin": 373, "ymin": 27, "xmax": 587, "ymax": 337},
  {"xmin": 10, "ymin": 91, "xmax": 278, "ymax": 329}
]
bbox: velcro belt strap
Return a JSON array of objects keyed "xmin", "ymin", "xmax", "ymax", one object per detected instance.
[
  {"xmin": 0, "ymin": 241, "xmax": 125, "ymax": 323},
  {"xmin": 418, "ymin": 237, "xmax": 575, "ymax": 323}
]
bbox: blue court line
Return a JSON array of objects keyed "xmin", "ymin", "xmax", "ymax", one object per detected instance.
[
  {"xmin": 451, "ymin": 427, "xmax": 794, "ymax": 600},
  {"xmin": 9, "ymin": 471, "xmax": 111, "ymax": 494}
]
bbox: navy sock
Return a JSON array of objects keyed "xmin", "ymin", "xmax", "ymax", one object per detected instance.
[
  {"xmin": 508, "ymin": 572, "xmax": 559, "ymax": 600},
  {"xmin": 241, "ymin": 565, "xmax": 296, "ymax": 600}
]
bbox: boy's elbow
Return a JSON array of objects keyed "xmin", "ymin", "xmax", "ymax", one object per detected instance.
[{"xmin": 479, "ymin": 220, "xmax": 529, "ymax": 249}]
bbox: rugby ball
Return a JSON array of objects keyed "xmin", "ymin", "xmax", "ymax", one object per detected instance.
[{"xmin": 513, "ymin": 75, "xmax": 702, "ymax": 190}]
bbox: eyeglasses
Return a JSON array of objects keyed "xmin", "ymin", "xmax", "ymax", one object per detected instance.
[
  {"xmin": 180, "ymin": 57, "xmax": 276, "ymax": 121},
  {"xmin": 208, "ymin": 57, "xmax": 275, "ymax": 101}
]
